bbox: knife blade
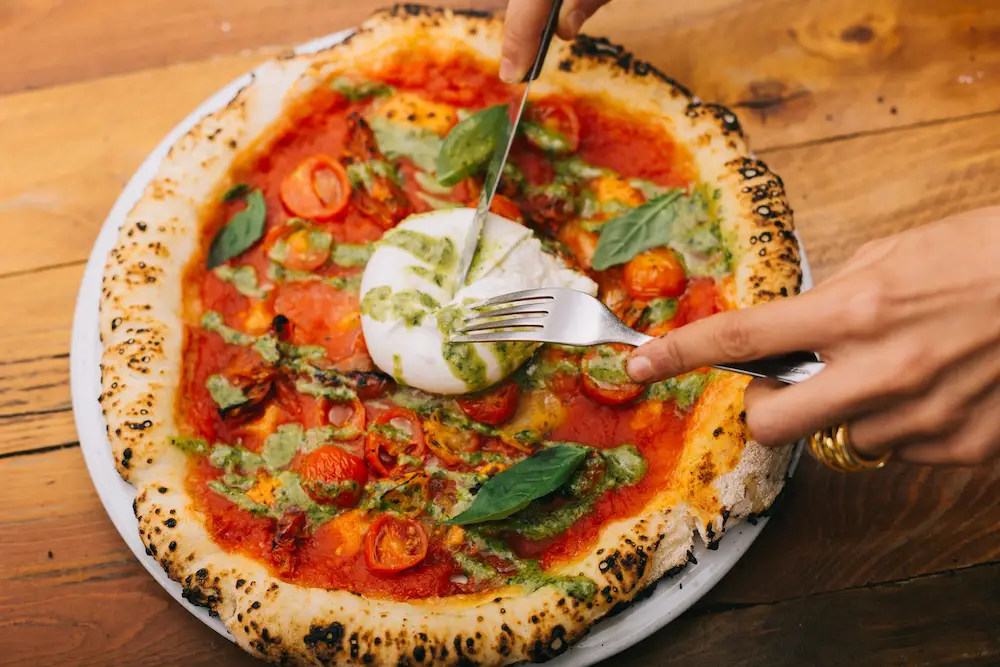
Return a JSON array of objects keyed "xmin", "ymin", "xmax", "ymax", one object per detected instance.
[{"xmin": 454, "ymin": 0, "xmax": 564, "ymax": 290}]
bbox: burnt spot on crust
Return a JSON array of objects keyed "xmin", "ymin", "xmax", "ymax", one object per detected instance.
[
  {"xmin": 606, "ymin": 579, "xmax": 659, "ymax": 618},
  {"xmin": 528, "ymin": 625, "xmax": 570, "ymax": 661},
  {"xmin": 386, "ymin": 3, "xmax": 493, "ymax": 20},
  {"xmin": 703, "ymin": 103, "xmax": 744, "ymax": 137},
  {"xmin": 562, "ymin": 34, "xmax": 693, "ymax": 100},
  {"xmin": 180, "ymin": 568, "xmax": 221, "ymax": 617},
  {"xmin": 304, "ymin": 622, "xmax": 345, "ymax": 659}
]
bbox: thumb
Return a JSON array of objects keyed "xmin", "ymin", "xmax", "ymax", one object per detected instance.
[{"xmin": 500, "ymin": 0, "xmax": 555, "ymax": 83}]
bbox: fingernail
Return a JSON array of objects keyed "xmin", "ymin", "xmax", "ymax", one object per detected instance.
[
  {"xmin": 627, "ymin": 355, "xmax": 654, "ymax": 383},
  {"xmin": 499, "ymin": 58, "xmax": 518, "ymax": 83},
  {"xmin": 565, "ymin": 9, "xmax": 586, "ymax": 36}
]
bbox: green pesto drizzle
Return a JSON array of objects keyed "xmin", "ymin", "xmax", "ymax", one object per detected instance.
[
  {"xmin": 437, "ymin": 305, "xmax": 487, "ymax": 390},
  {"xmin": 361, "ymin": 286, "xmax": 440, "ymax": 327}
]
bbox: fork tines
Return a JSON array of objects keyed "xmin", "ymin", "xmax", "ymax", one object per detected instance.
[{"xmin": 450, "ymin": 288, "xmax": 560, "ymax": 343}]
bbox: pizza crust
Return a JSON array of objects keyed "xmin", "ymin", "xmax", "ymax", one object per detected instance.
[{"xmin": 99, "ymin": 5, "xmax": 800, "ymax": 665}]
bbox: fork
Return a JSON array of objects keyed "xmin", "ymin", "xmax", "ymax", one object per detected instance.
[{"xmin": 450, "ymin": 287, "xmax": 825, "ymax": 384}]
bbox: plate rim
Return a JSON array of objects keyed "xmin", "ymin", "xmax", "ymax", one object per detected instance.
[{"xmin": 70, "ymin": 26, "xmax": 812, "ymax": 667}]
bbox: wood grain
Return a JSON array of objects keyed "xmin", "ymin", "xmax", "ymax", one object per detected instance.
[
  {"xmin": 0, "ymin": 0, "xmax": 505, "ymax": 95},
  {"xmin": 0, "ymin": 54, "xmax": 272, "ymax": 277},
  {"xmin": 616, "ymin": 561, "xmax": 1000, "ymax": 667},
  {"xmin": 0, "ymin": 265, "xmax": 80, "ymax": 456},
  {"xmin": 702, "ymin": 456, "xmax": 1000, "ymax": 605},
  {"xmin": 2, "ymin": 0, "xmax": 997, "ymax": 148}
]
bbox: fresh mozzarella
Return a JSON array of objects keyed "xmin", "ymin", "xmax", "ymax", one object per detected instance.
[{"xmin": 360, "ymin": 208, "xmax": 597, "ymax": 395}]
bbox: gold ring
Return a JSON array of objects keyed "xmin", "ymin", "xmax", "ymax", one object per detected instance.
[{"xmin": 808, "ymin": 423, "xmax": 890, "ymax": 472}]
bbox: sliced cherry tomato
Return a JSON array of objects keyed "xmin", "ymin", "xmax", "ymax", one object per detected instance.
[
  {"xmin": 580, "ymin": 344, "xmax": 645, "ymax": 406},
  {"xmin": 557, "ymin": 220, "xmax": 599, "ymax": 271},
  {"xmin": 316, "ymin": 395, "xmax": 367, "ymax": 440},
  {"xmin": 343, "ymin": 114, "xmax": 412, "ymax": 229},
  {"xmin": 344, "ymin": 371, "xmax": 395, "ymax": 400},
  {"xmin": 525, "ymin": 101, "xmax": 581, "ymax": 153},
  {"xmin": 215, "ymin": 352, "xmax": 277, "ymax": 421},
  {"xmin": 676, "ymin": 277, "xmax": 722, "ymax": 326},
  {"xmin": 299, "ymin": 445, "xmax": 368, "ymax": 507},
  {"xmin": 279, "ymin": 227, "xmax": 331, "ymax": 271},
  {"xmin": 623, "ymin": 247, "xmax": 688, "ymax": 300},
  {"xmin": 378, "ymin": 472, "xmax": 430, "ymax": 516},
  {"xmin": 280, "ymin": 155, "xmax": 351, "ymax": 221},
  {"xmin": 456, "ymin": 381, "xmax": 521, "ymax": 426},
  {"xmin": 423, "ymin": 413, "xmax": 481, "ymax": 466},
  {"xmin": 365, "ymin": 408, "xmax": 426, "ymax": 477},
  {"xmin": 364, "ymin": 514, "xmax": 429, "ymax": 574},
  {"xmin": 270, "ymin": 509, "xmax": 306, "ymax": 575}
]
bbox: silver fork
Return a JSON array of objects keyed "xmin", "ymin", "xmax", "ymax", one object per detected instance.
[{"xmin": 450, "ymin": 287, "xmax": 825, "ymax": 384}]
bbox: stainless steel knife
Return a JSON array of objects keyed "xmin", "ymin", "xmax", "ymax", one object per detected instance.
[{"xmin": 454, "ymin": 0, "xmax": 565, "ymax": 290}]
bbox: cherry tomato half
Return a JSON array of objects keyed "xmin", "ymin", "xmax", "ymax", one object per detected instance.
[
  {"xmin": 525, "ymin": 101, "xmax": 581, "ymax": 153},
  {"xmin": 623, "ymin": 247, "xmax": 688, "ymax": 300},
  {"xmin": 423, "ymin": 413, "xmax": 481, "ymax": 466},
  {"xmin": 364, "ymin": 514, "xmax": 429, "ymax": 574},
  {"xmin": 316, "ymin": 395, "xmax": 367, "ymax": 440},
  {"xmin": 365, "ymin": 408, "xmax": 426, "ymax": 477},
  {"xmin": 280, "ymin": 155, "xmax": 351, "ymax": 221},
  {"xmin": 299, "ymin": 445, "xmax": 368, "ymax": 507},
  {"xmin": 580, "ymin": 344, "xmax": 645, "ymax": 406},
  {"xmin": 280, "ymin": 227, "xmax": 331, "ymax": 271},
  {"xmin": 456, "ymin": 381, "xmax": 521, "ymax": 426}
]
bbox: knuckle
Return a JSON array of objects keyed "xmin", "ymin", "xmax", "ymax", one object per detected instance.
[
  {"xmin": 911, "ymin": 400, "xmax": 961, "ymax": 439},
  {"xmin": 712, "ymin": 315, "xmax": 757, "ymax": 361},
  {"xmin": 841, "ymin": 284, "xmax": 888, "ymax": 335},
  {"xmin": 876, "ymin": 343, "xmax": 935, "ymax": 399}
]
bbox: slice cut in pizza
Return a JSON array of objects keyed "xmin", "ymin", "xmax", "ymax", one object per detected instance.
[{"xmin": 99, "ymin": 5, "xmax": 802, "ymax": 666}]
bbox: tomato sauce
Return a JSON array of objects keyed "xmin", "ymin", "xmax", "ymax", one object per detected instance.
[{"xmin": 180, "ymin": 51, "xmax": 705, "ymax": 600}]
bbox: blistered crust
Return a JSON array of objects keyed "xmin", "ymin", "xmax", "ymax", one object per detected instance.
[{"xmin": 99, "ymin": 4, "xmax": 800, "ymax": 665}]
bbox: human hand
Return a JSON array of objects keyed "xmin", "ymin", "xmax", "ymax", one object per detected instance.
[
  {"xmin": 500, "ymin": 0, "xmax": 614, "ymax": 83},
  {"xmin": 626, "ymin": 206, "xmax": 1000, "ymax": 466}
]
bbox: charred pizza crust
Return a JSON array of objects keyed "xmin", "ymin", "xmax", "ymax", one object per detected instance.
[{"xmin": 99, "ymin": 5, "xmax": 800, "ymax": 665}]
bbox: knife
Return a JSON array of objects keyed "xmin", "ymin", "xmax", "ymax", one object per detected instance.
[{"xmin": 454, "ymin": 0, "xmax": 565, "ymax": 290}]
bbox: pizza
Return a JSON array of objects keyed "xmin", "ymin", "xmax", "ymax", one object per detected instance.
[{"xmin": 98, "ymin": 5, "xmax": 801, "ymax": 666}]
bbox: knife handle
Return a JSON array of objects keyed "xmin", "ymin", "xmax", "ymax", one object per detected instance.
[{"xmin": 522, "ymin": 0, "xmax": 565, "ymax": 83}]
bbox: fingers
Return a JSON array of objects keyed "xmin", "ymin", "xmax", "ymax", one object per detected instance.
[
  {"xmin": 556, "ymin": 0, "xmax": 614, "ymax": 40},
  {"xmin": 626, "ymin": 291, "xmax": 836, "ymax": 383},
  {"xmin": 500, "ymin": 0, "xmax": 555, "ymax": 83},
  {"xmin": 739, "ymin": 364, "xmax": 868, "ymax": 446},
  {"xmin": 501, "ymin": 0, "xmax": 613, "ymax": 82}
]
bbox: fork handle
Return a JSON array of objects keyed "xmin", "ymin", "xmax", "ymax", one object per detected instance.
[{"xmin": 626, "ymin": 332, "xmax": 824, "ymax": 385}]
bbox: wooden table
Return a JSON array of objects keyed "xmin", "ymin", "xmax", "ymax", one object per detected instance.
[{"xmin": 2, "ymin": 0, "xmax": 1000, "ymax": 664}]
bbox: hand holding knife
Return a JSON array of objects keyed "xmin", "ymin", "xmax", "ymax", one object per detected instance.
[{"xmin": 454, "ymin": 0, "xmax": 565, "ymax": 290}]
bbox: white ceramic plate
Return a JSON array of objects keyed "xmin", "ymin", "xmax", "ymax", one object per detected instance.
[{"xmin": 71, "ymin": 27, "xmax": 813, "ymax": 667}]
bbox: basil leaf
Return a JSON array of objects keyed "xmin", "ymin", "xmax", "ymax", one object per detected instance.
[
  {"xmin": 221, "ymin": 183, "xmax": 250, "ymax": 202},
  {"xmin": 447, "ymin": 445, "xmax": 588, "ymax": 525},
  {"xmin": 436, "ymin": 104, "xmax": 510, "ymax": 187},
  {"xmin": 591, "ymin": 190, "xmax": 688, "ymax": 271},
  {"xmin": 207, "ymin": 189, "xmax": 267, "ymax": 269}
]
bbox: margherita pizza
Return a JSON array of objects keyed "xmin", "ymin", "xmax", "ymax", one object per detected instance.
[{"xmin": 99, "ymin": 5, "xmax": 802, "ymax": 666}]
